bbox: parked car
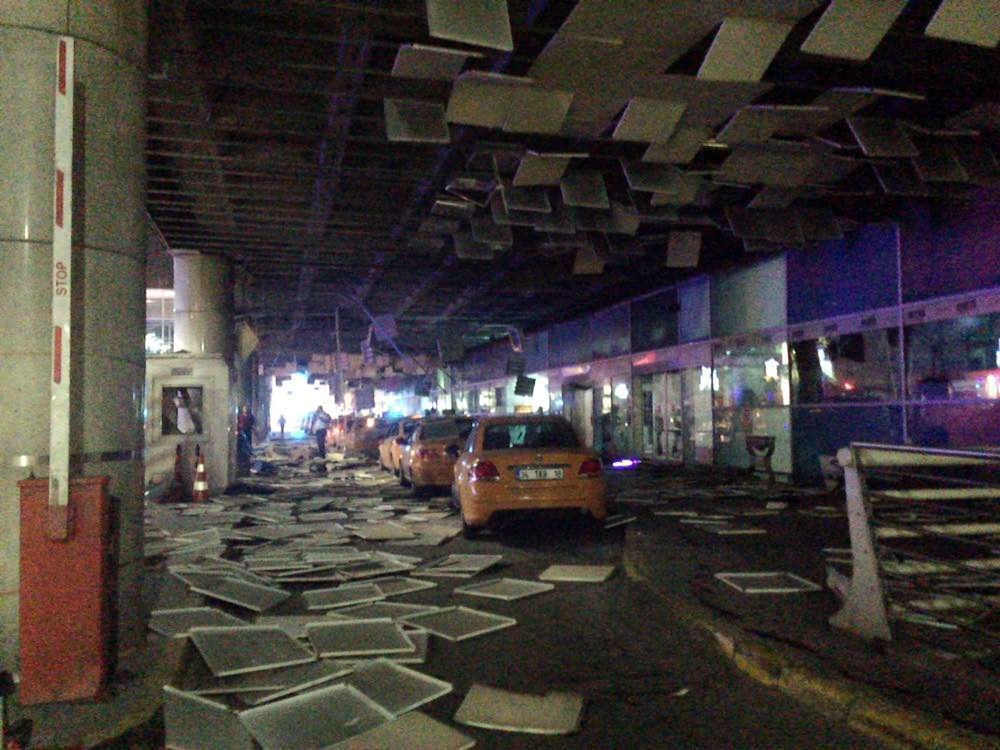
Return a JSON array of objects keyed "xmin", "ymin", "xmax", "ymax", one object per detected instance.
[
  {"xmin": 398, "ymin": 416, "xmax": 475, "ymax": 494},
  {"xmin": 451, "ymin": 415, "xmax": 606, "ymax": 537},
  {"xmin": 377, "ymin": 418, "xmax": 420, "ymax": 475},
  {"xmin": 348, "ymin": 417, "xmax": 385, "ymax": 459}
]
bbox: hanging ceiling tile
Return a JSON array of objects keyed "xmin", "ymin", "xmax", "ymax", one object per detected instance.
[
  {"xmin": 426, "ymin": 0, "xmax": 514, "ymax": 51},
  {"xmin": 446, "ymin": 72, "xmax": 532, "ymax": 128},
  {"xmin": 560, "ymin": 170, "xmax": 610, "ymax": 209},
  {"xmin": 391, "ymin": 44, "xmax": 480, "ymax": 80},
  {"xmin": 643, "ymin": 127, "xmax": 713, "ymax": 164},
  {"xmin": 502, "ymin": 87, "xmax": 575, "ymax": 134},
  {"xmin": 612, "ymin": 97, "xmax": 687, "ymax": 142},
  {"xmin": 513, "ymin": 152, "xmax": 579, "ymax": 187},
  {"xmin": 800, "ymin": 0, "xmax": 906, "ymax": 60},
  {"xmin": 925, "ymin": 0, "xmax": 1000, "ymax": 48},
  {"xmin": 384, "ymin": 100, "xmax": 450, "ymax": 144},
  {"xmin": 847, "ymin": 116, "xmax": 919, "ymax": 157},
  {"xmin": 666, "ymin": 232, "xmax": 702, "ymax": 268},
  {"xmin": 698, "ymin": 17, "xmax": 793, "ymax": 82},
  {"xmin": 717, "ymin": 142, "xmax": 822, "ymax": 187}
]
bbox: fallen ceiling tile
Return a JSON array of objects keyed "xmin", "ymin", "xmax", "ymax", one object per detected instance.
[
  {"xmin": 453, "ymin": 577, "xmax": 555, "ymax": 601},
  {"xmin": 715, "ymin": 571, "xmax": 822, "ymax": 594},
  {"xmin": 352, "ymin": 522, "xmax": 418, "ymax": 542},
  {"xmin": 560, "ymin": 170, "xmax": 610, "ymax": 209},
  {"xmin": 163, "ymin": 686, "xmax": 255, "ymax": 750},
  {"xmin": 698, "ymin": 17, "xmax": 793, "ymax": 82},
  {"xmin": 363, "ymin": 576, "xmax": 437, "ymax": 597},
  {"xmin": 418, "ymin": 553, "xmax": 504, "ymax": 577},
  {"xmin": 239, "ymin": 684, "xmax": 393, "ymax": 750},
  {"xmin": 513, "ymin": 152, "xmax": 577, "ymax": 187},
  {"xmin": 847, "ymin": 116, "xmax": 919, "ymax": 157},
  {"xmin": 189, "ymin": 626, "xmax": 317, "ymax": 678},
  {"xmin": 303, "ymin": 583, "xmax": 385, "ymax": 611},
  {"xmin": 426, "ymin": 0, "xmax": 514, "ymax": 51},
  {"xmin": 800, "ymin": 0, "xmax": 906, "ymax": 60},
  {"xmin": 188, "ymin": 577, "xmax": 291, "ymax": 613},
  {"xmin": 399, "ymin": 606, "xmax": 517, "ymax": 641},
  {"xmin": 666, "ymin": 231, "xmax": 702, "ymax": 268},
  {"xmin": 612, "ymin": 97, "xmax": 687, "ymax": 142},
  {"xmin": 195, "ymin": 659, "xmax": 355, "ymax": 701},
  {"xmin": 925, "ymin": 0, "xmax": 999, "ymax": 48},
  {"xmin": 453, "ymin": 683, "xmax": 584, "ymax": 735},
  {"xmin": 306, "ymin": 618, "xmax": 416, "ymax": 657},
  {"xmin": 345, "ymin": 658, "xmax": 453, "ymax": 716},
  {"xmin": 391, "ymin": 43, "xmax": 479, "ymax": 80},
  {"xmin": 643, "ymin": 127, "xmax": 713, "ymax": 164},
  {"xmin": 149, "ymin": 607, "xmax": 247, "ymax": 638},
  {"xmin": 329, "ymin": 710, "xmax": 475, "ymax": 750},
  {"xmin": 538, "ymin": 564, "xmax": 616, "ymax": 582},
  {"xmin": 253, "ymin": 614, "xmax": 346, "ymax": 640}
]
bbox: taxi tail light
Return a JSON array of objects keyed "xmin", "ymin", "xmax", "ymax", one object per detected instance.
[
  {"xmin": 417, "ymin": 448, "xmax": 439, "ymax": 459},
  {"xmin": 578, "ymin": 458, "xmax": 603, "ymax": 478},
  {"xmin": 471, "ymin": 460, "xmax": 501, "ymax": 482}
]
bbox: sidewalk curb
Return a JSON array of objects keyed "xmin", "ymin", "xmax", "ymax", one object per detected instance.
[{"xmin": 622, "ymin": 546, "xmax": 998, "ymax": 750}]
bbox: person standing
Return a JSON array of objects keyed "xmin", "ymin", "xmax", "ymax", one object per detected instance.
[
  {"xmin": 309, "ymin": 405, "xmax": 332, "ymax": 457},
  {"xmin": 237, "ymin": 404, "xmax": 256, "ymax": 447},
  {"xmin": 278, "ymin": 414, "xmax": 286, "ymax": 440}
]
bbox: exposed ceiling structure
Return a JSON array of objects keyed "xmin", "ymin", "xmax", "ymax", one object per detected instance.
[{"xmin": 146, "ymin": 0, "xmax": 999, "ymax": 360}]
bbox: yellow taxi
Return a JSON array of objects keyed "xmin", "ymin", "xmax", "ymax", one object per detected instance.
[
  {"xmin": 399, "ymin": 416, "xmax": 475, "ymax": 494},
  {"xmin": 451, "ymin": 415, "xmax": 606, "ymax": 537},
  {"xmin": 377, "ymin": 418, "xmax": 420, "ymax": 475}
]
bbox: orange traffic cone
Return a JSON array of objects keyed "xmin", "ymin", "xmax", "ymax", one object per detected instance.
[
  {"xmin": 192, "ymin": 445, "xmax": 209, "ymax": 502},
  {"xmin": 166, "ymin": 444, "xmax": 186, "ymax": 502}
]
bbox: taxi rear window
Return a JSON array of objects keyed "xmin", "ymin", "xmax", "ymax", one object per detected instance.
[
  {"xmin": 482, "ymin": 421, "xmax": 579, "ymax": 451},
  {"xmin": 421, "ymin": 419, "xmax": 474, "ymax": 440}
]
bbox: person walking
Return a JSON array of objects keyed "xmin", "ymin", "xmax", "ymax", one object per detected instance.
[{"xmin": 309, "ymin": 405, "xmax": 332, "ymax": 457}]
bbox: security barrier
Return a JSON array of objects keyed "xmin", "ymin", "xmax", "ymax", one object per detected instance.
[{"xmin": 832, "ymin": 443, "xmax": 1000, "ymax": 665}]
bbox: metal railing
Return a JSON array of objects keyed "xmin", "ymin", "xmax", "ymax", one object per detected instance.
[{"xmin": 832, "ymin": 443, "xmax": 1000, "ymax": 666}]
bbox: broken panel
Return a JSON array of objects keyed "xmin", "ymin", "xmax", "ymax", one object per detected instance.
[
  {"xmin": 188, "ymin": 577, "xmax": 290, "ymax": 613},
  {"xmin": 446, "ymin": 72, "xmax": 532, "ymax": 128},
  {"xmin": 643, "ymin": 127, "xmax": 712, "ymax": 164},
  {"xmin": 715, "ymin": 571, "xmax": 822, "ymax": 594},
  {"xmin": 538, "ymin": 564, "xmax": 615, "ymax": 582},
  {"xmin": 503, "ymin": 86, "xmax": 574, "ymax": 135},
  {"xmin": 666, "ymin": 232, "xmax": 702, "ymax": 268},
  {"xmin": 471, "ymin": 214, "xmax": 514, "ymax": 247},
  {"xmin": 500, "ymin": 181, "xmax": 553, "ymax": 213},
  {"xmin": 303, "ymin": 583, "xmax": 385, "ymax": 611},
  {"xmin": 717, "ymin": 142, "xmax": 822, "ymax": 187},
  {"xmin": 572, "ymin": 243, "xmax": 606, "ymax": 275}
]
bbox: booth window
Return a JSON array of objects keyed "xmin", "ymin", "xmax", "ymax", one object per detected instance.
[
  {"xmin": 791, "ymin": 329, "xmax": 900, "ymax": 404},
  {"xmin": 162, "ymin": 386, "xmax": 204, "ymax": 435}
]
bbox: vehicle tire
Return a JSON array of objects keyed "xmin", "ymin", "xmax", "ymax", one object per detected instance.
[
  {"xmin": 399, "ymin": 469, "xmax": 411, "ymax": 488},
  {"xmin": 462, "ymin": 519, "xmax": 481, "ymax": 539}
]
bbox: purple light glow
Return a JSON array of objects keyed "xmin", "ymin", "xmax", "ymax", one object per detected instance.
[{"xmin": 611, "ymin": 458, "xmax": 641, "ymax": 469}]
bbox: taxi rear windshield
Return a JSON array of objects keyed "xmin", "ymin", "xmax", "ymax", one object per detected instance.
[
  {"xmin": 421, "ymin": 419, "xmax": 474, "ymax": 440},
  {"xmin": 482, "ymin": 421, "xmax": 579, "ymax": 451}
]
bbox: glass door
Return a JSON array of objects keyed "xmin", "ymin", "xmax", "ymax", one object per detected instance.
[
  {"xmin": 682, "ymin": 367, "xmax": 714, "ymax": 464},
  {"xmin": 664, "ymin": 372, "xmax": 684, "ymax": 461}
]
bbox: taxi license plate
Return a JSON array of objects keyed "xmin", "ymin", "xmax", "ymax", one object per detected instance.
[{"xmin": 516, "ymin": 467, "xmax": 563, "ymax": 481}]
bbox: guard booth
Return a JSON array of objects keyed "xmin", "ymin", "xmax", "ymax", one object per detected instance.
[{"xmin": 145, "ymin": 354, "xmax": 234, "ymax": 495}]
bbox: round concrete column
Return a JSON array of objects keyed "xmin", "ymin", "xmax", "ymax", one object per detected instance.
[
  {"xmin": 0, "ymin": 1, "xmax": 147, "ymax": 667},
  {"xmin": 172, "ymin": 250, "xmax": 233, "ymax": 358}
]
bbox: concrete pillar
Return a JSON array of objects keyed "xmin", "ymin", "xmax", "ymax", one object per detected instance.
[
  {"xmin": 172, "ymin": 251, "xmax": 233, "ymax": 358},
  {"xmin": 0, "ymin": 2, "xmax": 147, "ymax": 668}
]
